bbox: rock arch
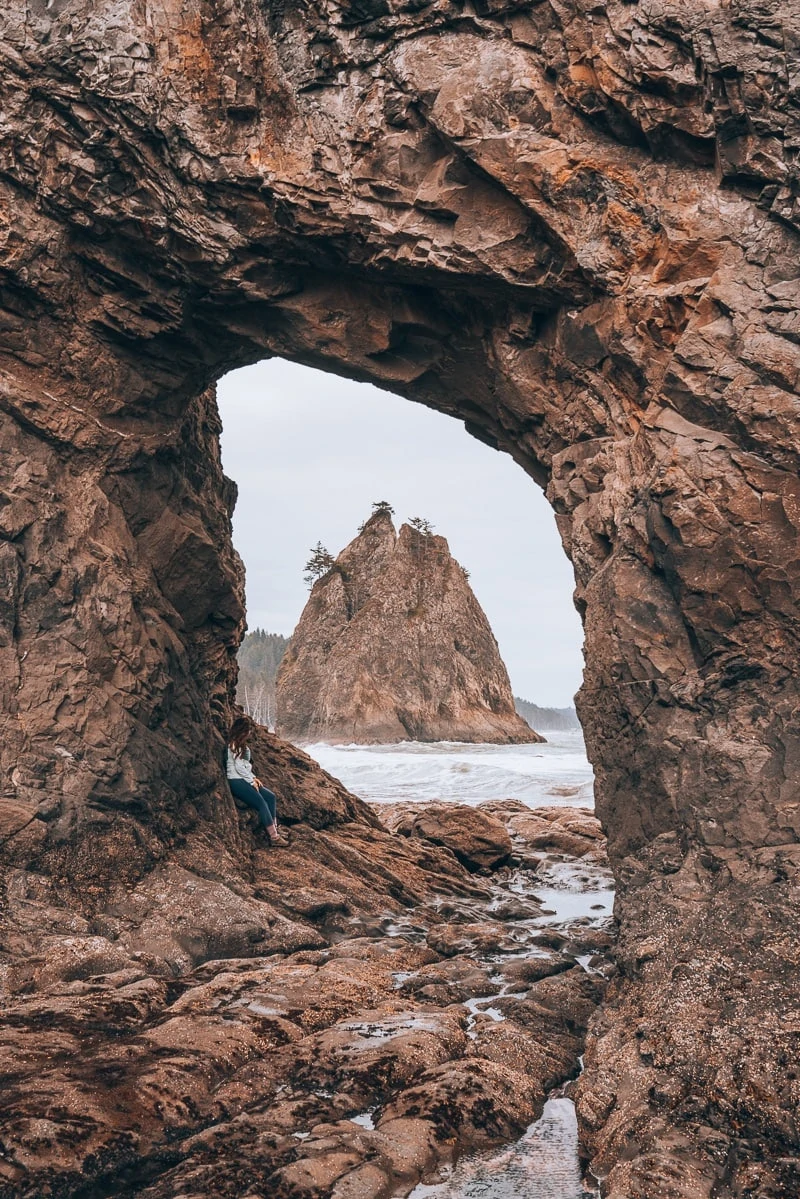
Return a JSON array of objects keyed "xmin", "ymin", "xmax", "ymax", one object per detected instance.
[{"xmin": 1, "ymin": 2, "xmax": 799, "ymax": 1192}]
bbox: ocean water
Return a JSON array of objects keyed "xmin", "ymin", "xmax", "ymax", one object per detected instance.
[{"xmin": 305, "ymin": 731, "xmax": 594, "ymax": 809}]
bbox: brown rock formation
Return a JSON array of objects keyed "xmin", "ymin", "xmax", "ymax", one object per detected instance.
[
  {"xmin": 382, "ymin": 801, "xmax": 514, "ymax": 872},
  {"xmin": 1, "ymin": 2, "xmax": 800, "ymax": 1194},
  {"xmin": 0, "ymin": 734, "xmax": 611, "ymax": 1199},
  {"xmin": 277, "ymin": 511, "xmax": 540, "ymax": 744}
]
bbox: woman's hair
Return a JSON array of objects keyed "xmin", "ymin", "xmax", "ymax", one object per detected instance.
[{"xmin": 228, "ymin": 715, "xmax": 253, "ymax": 755}]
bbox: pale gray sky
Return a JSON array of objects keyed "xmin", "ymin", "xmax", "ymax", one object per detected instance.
[{"xmin": 218, "ymin": 359, "xmax": 584, "ymax": 708}]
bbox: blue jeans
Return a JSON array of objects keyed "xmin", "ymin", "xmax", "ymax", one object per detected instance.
[{"xmin": 229, "ymin": 778, "xmax": 277, "ymax": 830}]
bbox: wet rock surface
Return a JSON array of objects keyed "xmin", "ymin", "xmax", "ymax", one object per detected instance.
[
  {"xmin": 577, "ymin": 861, "xmax": 800, "ymax": 1199},
  {"xmin": 2, "ymin": 2, "xmax": 800, "ymax": 1192},
  {"xmin": 277, "ymin": 511, "xmax": 539, "ymax": 745},
  {"xmin": 380, "ymin": 801, "xmax": 514, "ymax": 873},
  {"xmin": 0, "ymin": 795, "xmax": 612, "ymax": 1198}
]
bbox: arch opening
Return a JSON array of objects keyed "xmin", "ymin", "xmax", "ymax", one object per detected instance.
[
  {"xmin": 219, "ymin": 358, "xmax": 584, "ymax": 701},
  {"xmin": 217, "ymin": 355, "xmax": 590, "ymax": 802}
]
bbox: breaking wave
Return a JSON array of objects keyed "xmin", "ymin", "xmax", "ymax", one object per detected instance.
[{"xmin": 305, "ymin": 731, "xmax": 594, "ymax": 809}]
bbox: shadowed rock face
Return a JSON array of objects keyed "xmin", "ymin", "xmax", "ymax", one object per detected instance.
[
  {"xmin": 1, "ymin": 2, "xmax": 800, "ymax": 1194},
  {"xmin": 277, "ymin": 511, "xmax": 541, "ymax": 744}
]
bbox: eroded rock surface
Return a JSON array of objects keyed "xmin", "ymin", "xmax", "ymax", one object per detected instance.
[
  {"xmin": 277, "ymin": 510, "xmax": 539, "ymax": 744},
  {"xmin": 1, "ymin": 1, "xmax": 800, "ymax": 1193},
  {"xmin": 381, "ymin": 801, "xmax": 514, "ymax": 872},
  {"xmin": 0, "ymin": 771, "xmax": 612, "ymax": 1199}
]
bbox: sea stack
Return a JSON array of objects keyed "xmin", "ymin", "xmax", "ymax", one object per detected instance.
[{"xmin": 276, "ymin": 510, "xmax": 543, "ymax": 745}]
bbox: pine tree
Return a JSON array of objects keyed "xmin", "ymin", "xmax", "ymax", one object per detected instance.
[
  {"xmin": 303, "ymin": 542, "xmax": 336, "ymax": 587},
  {"xmin": 409, "ymin": 516, "xmax": 434, "ymax": 535}
]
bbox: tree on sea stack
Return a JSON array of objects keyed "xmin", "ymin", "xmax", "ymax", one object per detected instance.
[
  {"xmin": 303, "ymin": 542, "xmax": 335, "ymax": 588},
  {"xmin": 409, "ymin": 516, "xmax": 434, "ymax": 535},
  {"xmin": 359, "ymin": 500, "xmax": 395, "ymax": 531}
]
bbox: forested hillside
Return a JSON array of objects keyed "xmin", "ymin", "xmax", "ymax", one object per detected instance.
[
  {"xmin": 514, "ymin": 697, "xmax": 580, "ymax": 733},
  {"xmin": 236, "ymin": 629, "xmax": 289, "ymax": 727}
]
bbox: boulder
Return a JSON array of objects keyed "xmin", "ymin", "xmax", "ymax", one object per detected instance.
[
  {"xmin": 480, "ymin": 802, "xmax": 604, "ymax": 859},
  {"xmin": 380, "ymin": 1058, "xmax": 539, "ymax": 1146},
  {"xmin": 380, "ymin": 802, "xmax": 512, "ymax": 872}
]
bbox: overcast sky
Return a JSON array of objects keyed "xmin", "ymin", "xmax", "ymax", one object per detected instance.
[{"xmin": 217, "ymin": 359, "xmax": 584, "ymax": 708}]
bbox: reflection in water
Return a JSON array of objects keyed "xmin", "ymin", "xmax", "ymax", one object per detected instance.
[{"xmin": 408, "ymin": 1098, "xmax": 599, "ymax": 1199}]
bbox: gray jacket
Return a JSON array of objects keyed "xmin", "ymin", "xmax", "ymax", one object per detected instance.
[{"xmin": 226, "ymin": 745, "xmax": 255, "ymax": 784}]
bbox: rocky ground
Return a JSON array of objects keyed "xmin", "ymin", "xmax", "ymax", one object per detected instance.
[{"xmin": 0, "ymin": 740, "xmax": 612, "ymax": 1199}]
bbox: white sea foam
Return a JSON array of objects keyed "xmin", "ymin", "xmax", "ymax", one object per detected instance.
[{"xmin": 304, "ymin": 731, "xmax": 594, "ymax": 809}]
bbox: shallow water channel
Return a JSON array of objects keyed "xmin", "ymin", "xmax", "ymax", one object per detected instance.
[
  {"xmin": 408, "ymin": 1097, "xmax": 598, "ymax": 1199},
  {"xmin": 407, "ymin": 854, "xmax": 609, "ymax": 1199}
]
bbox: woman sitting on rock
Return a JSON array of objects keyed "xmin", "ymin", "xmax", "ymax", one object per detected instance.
[{"xmin": 226, "ymin": 715, "xmax": 284, "ymax": 846}]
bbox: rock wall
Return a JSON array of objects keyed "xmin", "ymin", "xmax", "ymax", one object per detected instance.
[
  {"xmin": 277, "ymin": 510, "xmax": 540, "ymax": 744},
  {"xmin": 1, "ymin": 1, "xmax": 799, "ymax": 1193}
]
